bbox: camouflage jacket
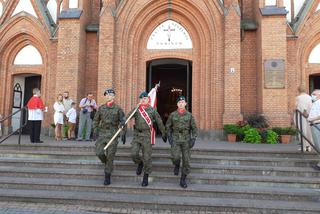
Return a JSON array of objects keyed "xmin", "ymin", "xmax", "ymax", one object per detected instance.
[
  {"xmin": 166, "ymin": 110, "xmax": 198, "ymax": 142},
  {"xmin": 93, "ymin": 103, "xmax": 125, "ymax": 135},
  {"xmin": 128, "ymin": 106, "xmax": 166, "ymax": 137}
]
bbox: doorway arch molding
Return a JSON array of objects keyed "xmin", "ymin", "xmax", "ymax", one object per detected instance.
[{"xmin": 116, "ymin": 0, "xmax": 224, "ymax": 129}]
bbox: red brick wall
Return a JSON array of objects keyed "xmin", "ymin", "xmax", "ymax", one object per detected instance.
[{"xmin": 241, "ymin": 31, "xmax": 257, "ymax": 115}]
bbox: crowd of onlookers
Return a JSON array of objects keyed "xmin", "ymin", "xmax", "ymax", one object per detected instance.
[{"xmin": 26, "ymin": 88, "xmax": 97, "ymax": 143}]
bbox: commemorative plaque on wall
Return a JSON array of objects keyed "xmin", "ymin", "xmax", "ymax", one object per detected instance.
[{"xmin": 264, "ymin": 59, "xmax": 285, "ymax": 89}]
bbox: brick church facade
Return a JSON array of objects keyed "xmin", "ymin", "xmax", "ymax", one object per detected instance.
[{"xmin": 1, "ymin": 0, "xmax": 320, "ymax": 137}]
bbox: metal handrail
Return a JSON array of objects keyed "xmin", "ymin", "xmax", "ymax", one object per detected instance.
[
  {"xmin": 0, "ymin": 107, "xmax": 28, "ymax": 145},
  {"xmin": 295, "ymin": 109, "xmax": 320, "ymax": 155}
]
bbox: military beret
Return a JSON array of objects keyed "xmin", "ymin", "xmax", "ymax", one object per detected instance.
[
  {"xmin": 104, "ymin": 88, "xmax": 115, "ymax": 96},
  {"xmin": 139, "ymin": 91, "xmax": 148, "ymax": 98},
  {"xmin": 176, "ymin": 96, "xmax": 186, "ymax": 103}
]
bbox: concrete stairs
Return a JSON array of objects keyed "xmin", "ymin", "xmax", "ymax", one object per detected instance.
[{"xmin": 0, "ymin": 141, "xmax": 320, "ymax": 213}]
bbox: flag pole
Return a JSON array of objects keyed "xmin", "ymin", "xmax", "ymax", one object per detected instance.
[{"xmin": 103, "ymin": 106, "xmax": 138, "ymax": 150}]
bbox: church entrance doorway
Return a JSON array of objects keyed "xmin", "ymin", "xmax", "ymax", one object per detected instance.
[{"xmin": 146, "ymin": 58, "xmax": 192, "ymax": 124}]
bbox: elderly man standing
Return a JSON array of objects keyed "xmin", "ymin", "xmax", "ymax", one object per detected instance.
[
  {"xmin": 26, "ymin": 88, "xmax": 46, "ymax": 143},
  {"xmin": 308, "ymin": 89, "xmax": 320, "ymax": 170},
  {"xmin": 62, "ymin": 91, "xmax": 73, "ymax": 139},
  {"xmin": 295, "ymin": 85, "xmax": 313, "ymax": 151}
]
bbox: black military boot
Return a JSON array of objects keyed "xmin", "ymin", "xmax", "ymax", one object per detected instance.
[
  {"xmin": 136, "ymin": 162, "xmax": 143, "ymax": 175},
  {"xmin": 174, "ymin": 162, "xmax": 180, "ymax": 176},
  {"xmin": 104, "ymin": 173, "xmax": 111, "ymax": 186},
  {"xmin": 180, "ymin": 174, "xmax": 187, "ymax": 188},
  {"xmin": 141, "ymin": 173, "xmax": 149, "ymax": 187}
]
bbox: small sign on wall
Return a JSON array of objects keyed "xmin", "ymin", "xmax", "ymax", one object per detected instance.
[{"xmin": 264, "ymin": 59, "xmax": 285, "ymax": 89}]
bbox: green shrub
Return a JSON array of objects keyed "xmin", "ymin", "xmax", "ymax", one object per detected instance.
[
  {"xmin": 265, "ymin": 130, "xmax": 278, "ymax": 144},
  {"xmin": 237, "ymin": 124, "xmax": 251, "ymax": 141},
  {"xmin": 243, "ymin": 128, "xmax": 261, "ymax": 144},
  {"xmin": 246, "ymin": 114, "xmax": 269, "ymax": 129},
  {"xmin": 223, "ymin": 124, "xmax": 240, "ymax": 135},
  {"xmin": 272, "ymin": 127, "xmax": 298, "ymax": 136}
]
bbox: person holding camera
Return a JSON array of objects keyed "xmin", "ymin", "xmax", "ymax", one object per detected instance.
[{"xmin": 77, "ymin": 93, "xmax": 97, "ymax": 141}]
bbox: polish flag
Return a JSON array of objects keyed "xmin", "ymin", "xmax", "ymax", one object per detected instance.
[{"xmin": 148, "ymin": 83, "xmax": 160, "ymax": 145}]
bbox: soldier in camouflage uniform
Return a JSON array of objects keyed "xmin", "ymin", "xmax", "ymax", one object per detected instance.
[
  {"xmin": 166, "ymin": 96, "xmax": 198, "ymax": 188},
  {"xmin": 127, "ymin": 91, "xmax": 167, "ymax": 187},
  {"xmin": 93, "ymin": 89, "xmax": 126, "ymax": 185}
]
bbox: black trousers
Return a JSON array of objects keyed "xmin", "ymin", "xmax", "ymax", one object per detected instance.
[{"xmin": 29, "ymin": 120, "xmax": 41, "ymax": 142}]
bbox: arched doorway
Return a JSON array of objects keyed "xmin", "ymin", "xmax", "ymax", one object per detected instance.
[
  {"xmin": 12, "ymin": 74, "xmax": 42, "ymax": 134},
  {"xmin": 146, "ymin": 58, "xmax": 192, "ymax": 124},
  {"xmin": 309, "ymin": 74, "xmax": 320, "ymax": 92}
]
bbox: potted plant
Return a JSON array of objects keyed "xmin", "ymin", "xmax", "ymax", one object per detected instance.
[
  {"xmin": 246, "ymin": 114, "xmax": 269, "ymax": 131},
  {"xmin": 243, "ymin": 128, "xmax": 261, "ymax": 144},
  {"xmin": 272, "ymin": 127, "xmax": 297, "ymax": 144},
  {"xmin": 223, "ymin": 124, "xmax": 240, "ymax": 142}
]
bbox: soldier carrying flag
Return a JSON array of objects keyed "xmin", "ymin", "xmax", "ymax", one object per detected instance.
[{"xmin": 127, "ymin": 84, "xmax": 167, "ymax": 187}]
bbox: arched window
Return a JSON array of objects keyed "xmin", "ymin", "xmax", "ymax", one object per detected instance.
[
  {"xmin": 47, "ymin": 0, "xmax": 57, "ymax": 23},
  {"xmin": 69, "ymin": 0, "xmax": 78, "ymax": 9},
  {"xmin": 14, "ymin": 45, "xmax": 43, "ymax": 65},
  {"xmin": 0, "ymin": 2, "xmax": 3, "ymax": 17},
  {"xmin": 265, "ymin": 0, "xmax": 276, "ymax": 6},
  {"xmin": 12, "ymin": 0, "xmax": 38, "ymax": 18},
  {"xmin": 147, "ymin": 20, "xmax": 192, "ymax": 50},
  {"xmin": 308, "ymin": 44, "xmax": 320, "ymax": 64}
]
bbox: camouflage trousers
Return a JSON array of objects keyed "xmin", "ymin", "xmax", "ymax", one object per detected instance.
[
  {"xmin": 171, "ymin": 141, "xmax": 191, "ymax": 175},
  {"xmin": 131, "ymin": 131, "xmax": 153, "ymax": 174},
  {"xmin": 95, "ymin": 134, "xmax": 119, "ymax": 174}
]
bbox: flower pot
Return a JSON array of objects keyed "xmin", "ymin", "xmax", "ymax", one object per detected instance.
[
  {"xmin": 280, "ymin": 135, "xmax": 291, "ymax": 144},
  {"xmin": 227, "ymin": 134, "xmax": 237, "ymax": 142}
]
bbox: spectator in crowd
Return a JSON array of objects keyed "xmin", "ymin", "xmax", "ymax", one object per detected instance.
[
  {"xmin": 77, "ymin": 93, "xmax": 97, "ymax": 141},
  {"xmin": 62, "ymin": 91, "xmax": 73, "ymax": 139},
  {"xmin": 26, "ymin": 88, "xmax": 46, "ymax": 143},
  {"xmin": 53, "ymin": 94, "xmax": 65, "ymax": 141},
  {"xmin": 295, "ymin": 85, "xmax": 313, "ymax": 151},
  {"xmin": 66, "ymin": 102, "xmax": 77, "ymax": 140},
  {"xmin": 308, "ymin": 89, "xmax": 320, "ymax": 170}
]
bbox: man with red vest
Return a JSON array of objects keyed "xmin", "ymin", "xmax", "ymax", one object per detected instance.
[{"xmin": 26, "ymin": 88, "xmax": 46, "ymax": 143}]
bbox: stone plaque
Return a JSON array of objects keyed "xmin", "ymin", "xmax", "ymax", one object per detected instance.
[{"xmin": 264, "ymin": 59, "xmax": 285, "ymax": 89}]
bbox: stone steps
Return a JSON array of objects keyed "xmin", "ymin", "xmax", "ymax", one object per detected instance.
[
  {"xmin": 0, "ymin": 176, "xmax": 319, "ymax": 202},
  {"xmin": 0, "ymin": 149, "xmax": 318, "ymax": 167},
  {"xmin": 0, "ymin": 188, "xmax": 319, "ymax": 213},
  {"xmin": 0, "ymin": 141, "xmax": 320, "ymax": 213},
  {"xmin": 0, "ymin": 157, "xmax": 319, "ymax": 177},
  {"xmin": 0, "ymin": 165, "xmax": 319, "ymax": 188},
  {"xmin": 0, "ymin": 142, "xmax": 315, "ymax": 158}
]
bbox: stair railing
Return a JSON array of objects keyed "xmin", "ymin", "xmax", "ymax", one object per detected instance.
[
  {"xmin": 295, "ymin": 109, "xmax": 320, "ymax": 155},
  {"xmin": 0, "ymin": 107, "xmax": 28, "ymax": 145}
]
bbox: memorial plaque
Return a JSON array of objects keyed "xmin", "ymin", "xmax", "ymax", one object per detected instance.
[{"xmin": 264, "ymin": 59, "xmax": 285, "ymax": 89}]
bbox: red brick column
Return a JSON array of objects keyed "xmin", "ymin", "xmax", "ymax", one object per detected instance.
[
  {"xmin": 97, "ymin": 0, "xmax": 116, "ymax": 104},
  {"xmin": 256, "ymin": 3, "xmax": 291, "ymax": 126},
  {"xmin": 223, "ymin": 0, "xmax": 243, "ymax": 124}
]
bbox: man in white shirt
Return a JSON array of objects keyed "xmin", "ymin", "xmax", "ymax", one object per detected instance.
[
  {"xmin": 295, "ymin": 85, "xmax": 313, "ymax": 151},
  {"xmin": 62, "ymin": 91, "xmax": 73, "ymax": 139},
  {"xmin": 308, "ymin": 89, "xmax": 320, "ymax": 170}
]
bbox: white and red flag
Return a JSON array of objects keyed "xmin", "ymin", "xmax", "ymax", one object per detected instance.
[{"xmin": 148, "ymin": 83, "xmax": 160, "ymax": 145}]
